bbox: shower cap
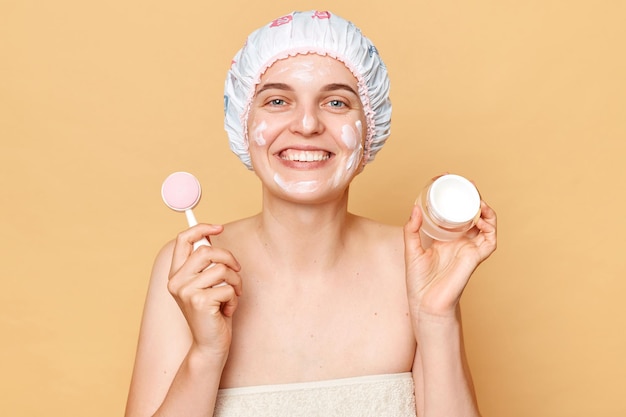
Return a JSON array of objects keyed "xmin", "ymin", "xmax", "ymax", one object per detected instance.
[{"xmin": 224, "ymin": 10, "xmax": 392, "ymax": 170}]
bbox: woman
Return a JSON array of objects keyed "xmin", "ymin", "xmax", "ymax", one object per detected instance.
[{"xmin": 125, "ymin": 10, "xmax": 497, "ymax": 417}]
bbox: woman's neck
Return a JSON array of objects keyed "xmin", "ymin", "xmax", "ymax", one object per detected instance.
[{"xmin": 253, "ymin": 188, "xmax": 354, "ymax": 275}]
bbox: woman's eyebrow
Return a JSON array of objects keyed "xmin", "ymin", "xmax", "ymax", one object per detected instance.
[
  {"xmin": 256, "ymin": 82, "xmax": 359, "ymax": 96},
  {"xmin": 256, "ymin": 83, "xmax": 293, "ymax": 94},
  {"xmin": 322, "ymin": 83, "xmax": 359, "ymax": 96}
]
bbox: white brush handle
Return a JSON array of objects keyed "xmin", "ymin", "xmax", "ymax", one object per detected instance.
[
  {"xmin": 184, "ymin": 208, "xmax": 222, "ymax": 285},
  {"xmin": 185, "ymin": 209, "xmax": 211, "ymax": 250}
]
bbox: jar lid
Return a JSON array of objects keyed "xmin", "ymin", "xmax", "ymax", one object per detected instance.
[{"xmin": 428, "ymin": 174, "xmax": 481, "ymax": 224}]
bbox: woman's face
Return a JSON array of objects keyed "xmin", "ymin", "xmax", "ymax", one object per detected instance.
[{"xmin": 246, "ymin": 54, "xmax": 367, "ymax": 202}]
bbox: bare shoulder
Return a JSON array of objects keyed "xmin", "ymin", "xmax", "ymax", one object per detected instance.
[
  {"xmin": 349, "ymin": 214, "xmax": 404, "ymax": 254},
  {"xmin": 210, "ymin": 216, "xmax": 257, "ymax": 250},
  {"xmin": 153, "ymin": 239, "xmax": 176, "ymax": 272}
]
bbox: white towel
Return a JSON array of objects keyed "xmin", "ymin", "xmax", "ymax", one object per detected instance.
[{"xmin": 214, "ymin": 372, "xmax": 416, "ymax": 417}]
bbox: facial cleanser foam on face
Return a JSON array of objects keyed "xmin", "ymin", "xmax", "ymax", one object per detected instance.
[{"xmin": 417, "ymin": 174, "xmax": 481, "ymax": 241}]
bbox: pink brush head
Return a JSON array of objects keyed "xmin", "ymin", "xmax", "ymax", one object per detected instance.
[{"xmin": 161, "ymin": 171, "xmax": 202, "ymax": 212}]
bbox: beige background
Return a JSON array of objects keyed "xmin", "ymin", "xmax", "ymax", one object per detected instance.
[{"xmin": 1, "ymin": 0, "xmax": 625, "ymax": 416}]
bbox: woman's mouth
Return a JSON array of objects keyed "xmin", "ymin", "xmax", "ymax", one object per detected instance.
[{"xmin": 278, "ymin": 149, "xmax": 331, "ymax": 162}]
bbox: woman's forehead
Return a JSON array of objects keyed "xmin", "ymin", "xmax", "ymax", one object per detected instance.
[{"xmin": 260, "ymin": 53, "xmax": 358, "ymax": 86}]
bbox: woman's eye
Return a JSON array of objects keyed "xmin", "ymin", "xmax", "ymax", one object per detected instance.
[
  {"xmin": 268, "ymin": 99, "xmax": 285, "ymax": 106},
  {"xmin": 328, "ymin": 100, "xmax": 345, "ymax": 108}
]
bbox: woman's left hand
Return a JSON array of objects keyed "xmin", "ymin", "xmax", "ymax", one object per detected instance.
[{"xmin": 403, "ymin": 200, "xmax": 497, "ymax": 318}]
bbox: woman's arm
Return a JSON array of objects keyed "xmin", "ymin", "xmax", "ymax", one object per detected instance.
[
  {"xmin": 404, "ymin": 201, "xmax": 497, "ymax": 417},
  {"xmin": 411, "ymin": 307, "xmax": 480, "ymax": 417},
  {"xmin": 125, "ymin": 224, "xmax": 242, "ymax": 417}
]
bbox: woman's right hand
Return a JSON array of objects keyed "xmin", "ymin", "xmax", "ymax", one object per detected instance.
[{"xmin": 167, "ymin": 223, "xmax": 243, "ymax": 358}]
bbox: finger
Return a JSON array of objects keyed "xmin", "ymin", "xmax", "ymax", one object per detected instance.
[
  {"xmin": 168, "ymin": 264, "xmax": 242, "ymax": 310},
  {"xmin": 404, "ymin": 204, "xmax": 425, "ymax": 257},
  {"xmin": 179, "ymin": 246, "xmax": 241, "ymax": 284},
  {"xmin": 196, "ymin": 263, "xmax": 243, "ymax": 296},
  {"xmin": 183, "ymin": 284, "xmax": 239, "ymax": 320},
  {"xmin": 172, "ymin": 247, "xmax": 242, "ymax": 293},
  {"xmin": 479, "ymin": 201, "xmax": 497, "ymax": 226},
  {"xmin": 474, "ymin": 202, "xmax": 497, "ymax": 235},
  {"xmin": 210, "ymin": 284, "xmax": 239, "ymax": 317},
  {"xmin": 170, "ymin": 224, "xmax": 224, "ymax": 276},
  {"xmin": 460, "ymin": 201, "xmax": 496, "ymax": 251},
  {"xmin": 190, "ymin": 245, "xmax": 241, "ymax": 273},
  {"xmin": 169, "ymin": 265, "xmax": 242, "ymax": 303},
  {"xmin": 473, "ymin": 202, "xmax": 497, "ymax": 257}
]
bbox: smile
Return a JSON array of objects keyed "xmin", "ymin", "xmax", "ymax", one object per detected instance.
[{"xmin": 279, "ymin": 149, "xmax": 331, "ymax": 162}]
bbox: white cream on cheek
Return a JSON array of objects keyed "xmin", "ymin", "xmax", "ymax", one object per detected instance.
[
  {"xmin": 251, "ymin": 120, "xmax": 267, "ymax": 146},
  {"xmin": 342, "ymin": 121, "xmax": 363, "ymax": 172},
  {"xmin": 329, "ymin": 121, "xmax": 363, "ymax": 187}
]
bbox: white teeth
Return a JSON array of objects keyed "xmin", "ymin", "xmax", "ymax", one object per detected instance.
[{"xmin": 281, "ymin": 150, "xmax": 330, "ymax": 162}]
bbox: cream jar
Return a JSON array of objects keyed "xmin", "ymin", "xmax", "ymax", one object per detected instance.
[{"xmin": 417, "ymin": 174, "xmax": 481, "ymax": 241}]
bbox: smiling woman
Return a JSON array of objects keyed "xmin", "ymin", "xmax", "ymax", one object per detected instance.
[
  {"xmin": 124, "ymin": 10, "xmax": 497, "ymax": 417},
  {"xmin": 224, "ymin": 11, "xmax": 392, "ymax": 171},
  {"xmin": 246, "ymin": 54, "xmax": 367, "ymax": 200}
]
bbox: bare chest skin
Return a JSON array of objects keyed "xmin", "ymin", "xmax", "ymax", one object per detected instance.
[{"xmin": 213, "ymin": 217, "xmax": 417, "ymax": 389}]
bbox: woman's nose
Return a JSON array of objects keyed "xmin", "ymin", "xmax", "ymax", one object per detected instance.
[{"xmin": 290, "ymin": 105, "xmax": 323, "ymax": 137}]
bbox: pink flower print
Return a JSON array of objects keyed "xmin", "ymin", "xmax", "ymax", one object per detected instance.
[
  {"xmin": 312, "ymin": 11, "xmax": 331, "ymax": 20},
  {"xmin": 270, "ymin": 14, "xmax": 293, "ymax": 28}
]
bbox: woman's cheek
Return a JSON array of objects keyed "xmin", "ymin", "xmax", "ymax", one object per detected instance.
[
  {"xmin": 251, "ymin": 120, "xmax": 268, "ymax": 146},
  {"xmin": 342, "ymin": 121, "xmax": 364, "ymax": 172},
  {"xmin": 329, "ymin": 122, "xmax": 363, "ymax": 187}
]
